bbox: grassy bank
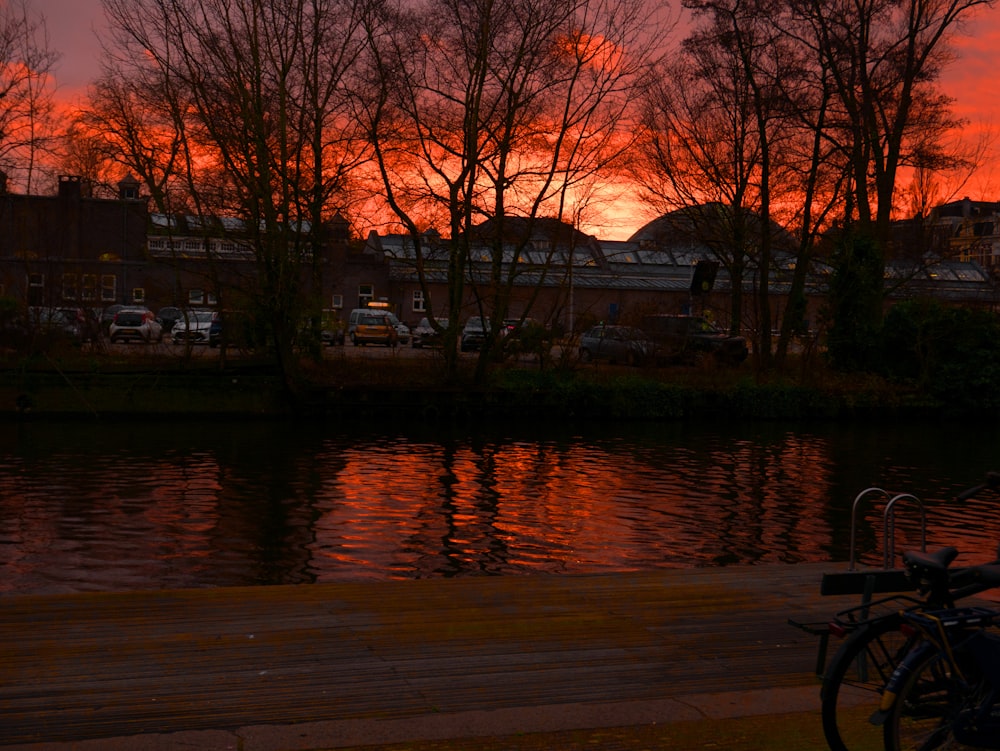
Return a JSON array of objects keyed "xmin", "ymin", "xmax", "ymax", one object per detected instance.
[{"xmin": 0, "ymin": 346, "xmax": 954, "ymax": 421}]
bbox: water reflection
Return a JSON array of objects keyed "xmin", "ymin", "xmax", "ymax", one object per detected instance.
[{"xmin": 2, "ymin": 419, "xmax": 999, "ymax": 594}]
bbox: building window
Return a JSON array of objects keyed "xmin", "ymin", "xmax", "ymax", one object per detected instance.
[
  {"xmin": 358, "ymin": 284, "xmax": 374, "ymax": 308},
  {"xmin": 331, "ymin": 294, "xmax": 343, "ymax": 309},
  {"xmin": 62, "ymin": 273, "xmax": 78, "ymax": 300},
  {"xmin": 132, "ymin": 288, "xmax": 145, "ymax": 304},
  {"xmin": 188, "ymin": 289, "xmax": 217, "ymax": 306},
  {"xmin": 27, "ymin": 273, "xmax": 43, "ymax": 306},
  {"xmin": 101, "ymin": 275, "xmax": 117, "ymax": 302},
  {"xmin": 81, "ymin": 275, "xmax": 97, "ymax": 301},
  {"xmin": 412, "ymin": 289, "xmax": 426, "ymax": 313}
]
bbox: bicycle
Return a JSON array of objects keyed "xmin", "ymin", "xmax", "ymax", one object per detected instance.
[
  {"xmin": 874, "ymin": 604, "xmax": 1000, "ymax": 749},
  {"xmin": 819, "ymin": 473, "xmax": 1000, "ymax": 751}
]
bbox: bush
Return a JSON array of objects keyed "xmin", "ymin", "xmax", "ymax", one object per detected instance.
[{"xmin": 881, "ymin": 299, "xmax": 1000, "ymax": 411}]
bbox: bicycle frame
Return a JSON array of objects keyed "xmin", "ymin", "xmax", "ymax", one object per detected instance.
[{"xmin": 876, "ymin": 607, "xmax": 1000, "ymax": 748}]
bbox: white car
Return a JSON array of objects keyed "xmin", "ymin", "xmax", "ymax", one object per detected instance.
[
  {"xmin": 389, "ymin": 315, "xmax": 410, "ymax": 344},
  {"xmin": 109, "ymin": 307, "xmax": 163, "ymax": 344},
  {"xmin": 172, "ymin": 310, "xmax": 217, "ymax": 345}
]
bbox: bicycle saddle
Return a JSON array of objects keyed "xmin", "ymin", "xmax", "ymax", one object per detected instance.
[{"xmin": 902, "ymin": 546, "xmax": 959, "ymax": 572}]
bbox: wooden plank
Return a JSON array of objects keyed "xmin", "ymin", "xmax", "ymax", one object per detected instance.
[{"xmin": 0, "ymin": 564, "xmax": 851, "ymax": 746}]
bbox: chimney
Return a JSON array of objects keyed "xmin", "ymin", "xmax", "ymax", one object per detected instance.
[{"xmin": 59, "ymin": 175, "xmax": 83, "ymax": 199}]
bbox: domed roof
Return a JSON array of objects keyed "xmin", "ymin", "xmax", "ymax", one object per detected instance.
[{"xmin": 629, "ymin": 203, "xmax": 795, "ymax": 253}]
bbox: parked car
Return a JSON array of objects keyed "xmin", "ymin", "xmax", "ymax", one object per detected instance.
[
  {"xmin": 172, "ymin": 309, "xmax": 217, "ymax": 345},
  {"xmin": 461, "ymin": 317, "xmax": 490, "ymax": 352},
  {"xmin": 320, "ymin": 310, "xmax": 345, "ymax": 346},
  {"xmin": 209, "ymin": 315, "xmax": 223, "ymax": 347},
  {"xmin": 26, "ymin": 307, "xmax": 86, "ymax": 344},
  {"xmin": 348, "ymin": 307, "xmax": 391, "ymax": 336},
  {"xmin": 579, "ymin": 324, "xmax": 652, "ymax": 366},
  {"xmin": 412, "ymin": 317, "xmax": 448, "ymax": 348},
  {"xmin": 109, "ymin": 307, "xmax": 163, "ymax": 343},
  {"xmin": 352, "ymin": 312, "xmax": 398, "ymax": 346},
  {"xmin": 501, "ymin": 317, "xmax": 551, "ymax": 358},
  {"xmin": 641, "ymin": 314, "xmax": 748, "ymax": 365},
  {"xmin": 157, "ymin": 306, "xmax": 184, "ymax": 333},
  {"xmin": 100, "ymin": 304, "xmax": 125, "ymax": 334},
  {"xmin": 502, "ymin": 318, "xmax": 533, "ymax": 335},
  {"xmin": 389, "ymin": 314, "xmax": 410, "ymax": 345}
]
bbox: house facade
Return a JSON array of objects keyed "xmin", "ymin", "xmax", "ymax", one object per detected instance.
[{"xmin": 0, "ymin": 176, "xmax": 149, "ymax": 309}]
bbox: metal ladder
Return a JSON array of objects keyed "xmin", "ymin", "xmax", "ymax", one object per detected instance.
[
  {"xmin": 847, "ymin": 486, "xmax": 927, "ymax": 572},
  {"xmin": 791, "ymin": 486, "xmax": 927, "ymax": 677}
]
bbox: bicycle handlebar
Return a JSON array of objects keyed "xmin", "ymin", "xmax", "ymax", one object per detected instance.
[{"xmin": 956, "ymin": 471, "xmax": 1000, "ymax": 502}]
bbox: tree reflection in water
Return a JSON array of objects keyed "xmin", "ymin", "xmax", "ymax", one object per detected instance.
[{"xmin": 2, "ymin": 419, "xmax": 999, "ymax": 594}]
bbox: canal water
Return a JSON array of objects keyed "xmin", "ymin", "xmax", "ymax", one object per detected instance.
[{"xmin": 2, "ymin": 418, "xmax": 999, "ymax": 595}]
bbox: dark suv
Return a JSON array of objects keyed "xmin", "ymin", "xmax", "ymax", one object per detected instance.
[{"xmin": 641, "ymin": 314, "xmax": 748, "ymax": 366}]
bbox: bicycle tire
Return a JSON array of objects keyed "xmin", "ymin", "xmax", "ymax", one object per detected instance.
[
  {"xmin": 882, "ymin": 645, "xmax": 985, "ymax": 751},
  {"xmin": 821, "ymin": 613, "xmax": 913, "ymax": 751}
]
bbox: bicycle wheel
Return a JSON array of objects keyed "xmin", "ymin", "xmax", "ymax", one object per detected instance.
[
  {"xmin": 821, "ymin": 613, "xmax": 912, "ymax": 751},
  {"xmin": 883, "ymin": 646, "xmax": 985, "ymax": 751}
]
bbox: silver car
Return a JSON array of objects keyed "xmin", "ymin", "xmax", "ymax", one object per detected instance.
[
  {"xmin": 578, "ymin": 324, "xmax": 651, "ymax": 366},
  {"xmin": 461, "ymin": 316, "xmax": 490, "ymax": 351},
  {"xmin": 412, "ymin": 317, "xmax": 448, "ymax": 347},
  {"xmin": 172, "ymin": 309, "xmax": 217, "ymax": 345},
  {"xmin": 109, "ymin": 307, "xmax": 164, "ymax": 344}
]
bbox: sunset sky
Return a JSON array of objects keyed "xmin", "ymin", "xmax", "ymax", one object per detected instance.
[{"xmin": 29, "ymin": 0, "xmax": 1000, "ymax": 237}]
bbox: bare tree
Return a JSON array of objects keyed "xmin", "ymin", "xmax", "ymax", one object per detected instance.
[
  {"xmin": 636, "ymin": 0, "xmax": 794, "ymax": 365},
  {"xmin": 639, "ymin": 0, "xmax": 993, "ymax": 372},
  {"xmin": 770, "ymin": 45, "xmax": 849, "ymax": 367},
  {"xmin": 358, "ymin": 0, "xmax": 664, "ymax": 380},
  {"xmin": 789, "ymin": 0, "xmax": 995, "ymax": 369},
  {"xmin": 75, "ymin": 68, "xmax": 190, "ymax": 213},
  {"xmin": 99, "ymin": 0, "xmax": 371, "ymax": 394},
  {"xmin": 0, "ymin": 0, "xmax": 58, "ymax": 193},
  {"xmin": 57, "ymin": 119, "xmax": 118, "ymax": 196}
]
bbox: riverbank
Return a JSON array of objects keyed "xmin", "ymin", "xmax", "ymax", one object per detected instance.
[{"xmin": 0, "ymin": 349, "xmax": 950, "ymax": 420}]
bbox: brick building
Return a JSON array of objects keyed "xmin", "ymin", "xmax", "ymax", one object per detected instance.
[{"xmin": 0, "ymin": 178, "xmax": 995, "ymax": 338}]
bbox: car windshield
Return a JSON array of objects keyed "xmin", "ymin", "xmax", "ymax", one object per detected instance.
[
  {"xmin": 190, "ymin": 310, "xmax": 215, "ymax": 322},
  {"xmin": 361, "ymin": 315, "xmax": 383, "ymax": 325}
]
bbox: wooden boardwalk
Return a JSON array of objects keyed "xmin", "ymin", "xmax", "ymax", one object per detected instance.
[{"xmin": 0, "ymin": 563, "xmax": 856, "ymax": 747}]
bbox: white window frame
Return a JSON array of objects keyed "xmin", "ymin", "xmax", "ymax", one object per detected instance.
[
  {"xmin": 62, "ymin": 273, "xmax": 78, "ymax": 301},
  {"xmin": 358, "ymin": 284, "xmax": 374, "ymax": 308},
  {"xmin": 101, "ymin": 275, "xmax": 117, "ymax": 302},
  {"xmin": 412, "ymin": 289, "xmax": 426, "ymax": 313}
]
